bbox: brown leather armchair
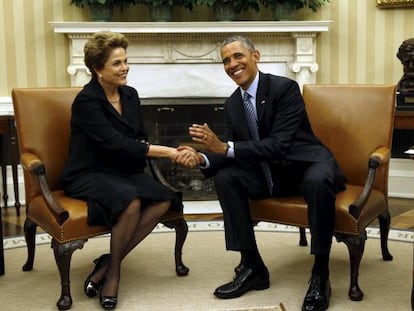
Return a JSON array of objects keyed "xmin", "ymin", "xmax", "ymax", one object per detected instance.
[
  {"xmin": 12, "ymin": 87, "xmax": 189, "ymax": 310},
  {"xmin": 247, "ymin": 84, "xmax": 396, "ymax": 302}
]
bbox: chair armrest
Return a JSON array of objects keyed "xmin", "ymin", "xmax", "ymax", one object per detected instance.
[
  {"xmin": 146, "ymin": 158, "xmax": 180, "ymax": 195},
  {"xmin": 20, "ymin": 152, "xmax": 69, "ymax": 225},
  {"xmin": 349, "ymin": 146, "xmax": 390, "ymax": 219},
  {"xmin": 369, "ymin": 146, "xmax": 391, "ymax": 167}
]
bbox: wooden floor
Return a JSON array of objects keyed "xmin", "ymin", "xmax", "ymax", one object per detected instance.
[
  {"xmin": 1, "ymin": 197, "xmax": 413, "ymax": 238},
  {"xmin": 379, "ymin": 197, "xmax": 414, "ymax": 230}
]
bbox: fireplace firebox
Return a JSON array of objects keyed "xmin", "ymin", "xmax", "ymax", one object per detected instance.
[{"xmin": 141, "ymin": 98, "xmax": 226, "ymax": 200}]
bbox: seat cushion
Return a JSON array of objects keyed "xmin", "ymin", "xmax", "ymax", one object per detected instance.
[
  {"xmin": 27, "ymin": 190, "xmax": 109, "ymax": 242},
  {"xmin": 27, "ymin": 190, "xmax": 184, "ymax": 243},
  {"xmin": 249, "ymin": 184, "xmax": 387, "ymax": 235}
]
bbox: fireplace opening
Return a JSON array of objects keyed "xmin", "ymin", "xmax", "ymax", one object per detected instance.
[
  {"xmin": 141, "ymin": 98, "xmax": 226, "ymax": 201},
  {"xmin": 392, "ymin": 129, "xmax": 414, "ymax": 158}
]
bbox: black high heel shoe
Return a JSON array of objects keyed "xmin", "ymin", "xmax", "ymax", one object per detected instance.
[
  {"xmin": 84, "ymin": 254, "xmax": 111, "ymax": 298},
  {"xmin": 100, "ymin": 277, "xmax": 119, "ymax": 310},
  {"xmin": 100, "ymin": 294, "xmax": 118, "ymax": 310}
]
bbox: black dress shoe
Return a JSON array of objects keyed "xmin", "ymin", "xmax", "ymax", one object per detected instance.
[
  {"xmin": 214, "ymin": 267, "xmax": 269, "ymax": 299},
  {"xmin": 84, "ymin": 254, "xmax": 111, "ymax": 298},
  {"xmin": 302, "ymin": 275, "xmax": 331, "ymax": 311}
]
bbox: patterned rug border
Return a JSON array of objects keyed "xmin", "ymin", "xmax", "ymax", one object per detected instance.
[{"xmin": 3, "ymin": 220, "xmax": 413, "ymax": 250}]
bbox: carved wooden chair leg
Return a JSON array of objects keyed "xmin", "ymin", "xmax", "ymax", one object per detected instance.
[
  {"xmin": 11, "ymin": 162, "xmax": 20, "ymax": 216},
  {"xmin": 1, "ymin": 165, "xmax": 7, "ymax": 208},
  {"xmin": 22, "ymin": 218, "xmax": 37, "ymax": 271},
  {"xmin": 336, "ymin": 232, "xmax": 367, "ymax": 301},
  {"xmin": 299, "ymin": 227, "xmax": 308, "ymax": 246},
  {"xmin": 52, "ymin": 239, "xmax": 87, "ymax": 311},
  {"xmin": 161, "ymin": 217, "xmax": 189, "ymax": 276},
  {"xmin": 378, "ymin": 210, "xmax": 393, "ymax": 261}
]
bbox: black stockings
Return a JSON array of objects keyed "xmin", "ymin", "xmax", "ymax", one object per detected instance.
[{"xmin": 91, "ymin": 198, "xmax": 170, "ymax": 298}]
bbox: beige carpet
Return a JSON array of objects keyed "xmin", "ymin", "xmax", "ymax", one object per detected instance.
[{"xmin": 1, "ymin": 222, "xmax": 413, "ymax": 311}]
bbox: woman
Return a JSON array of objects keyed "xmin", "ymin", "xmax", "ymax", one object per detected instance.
[{"xmin": 61, "ymin": 31, "xmax": 197, "ymax": 310}]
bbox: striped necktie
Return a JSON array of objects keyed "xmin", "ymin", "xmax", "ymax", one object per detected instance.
[{"xmin": 242, "ymin": 92, "xmax": 273, "ymax": 195}]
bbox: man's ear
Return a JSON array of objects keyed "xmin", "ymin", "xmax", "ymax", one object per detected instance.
[{"xmin": 253, "ymin": 50, "xmax": 261, "ymax": 62}]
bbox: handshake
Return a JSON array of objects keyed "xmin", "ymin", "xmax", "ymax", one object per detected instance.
[
  {"xmin": 170, "ymin": 123, "xmax": 225, "ymax": 169},
  {"xmin": 173, "ymin": 146, "xmax": 203, "ymax": 169}
]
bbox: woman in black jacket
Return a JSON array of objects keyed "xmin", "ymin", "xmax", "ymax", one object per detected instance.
[{"xmin": 61, "ymin": 31, "xmax": 197, "ymax": 310}]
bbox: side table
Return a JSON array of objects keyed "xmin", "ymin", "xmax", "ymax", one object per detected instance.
[
  {"xmin": 0, "ymin": 190, "xmax": 4, "ymax": 276},
  {"xmin": 0, "ymin": 115, "xmax": 20, "ymax": 216},
  {"xmin": 404, "ymin": 146, "xmax": 414, "ymax": 311},
  {"xmin": 395, "ymin": 110, "xmax": 414, "ymax": 130}
]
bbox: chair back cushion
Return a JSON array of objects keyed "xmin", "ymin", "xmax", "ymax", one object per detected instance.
[
  {"xmin": 12, "ymin": 88, "xmax": 81, "ymax": 201},
  {"xmin": 303, "ymin": 84, "xmax": 396, "ymax": 193}
]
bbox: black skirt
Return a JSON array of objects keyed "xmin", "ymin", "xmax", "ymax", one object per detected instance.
[{"xmin": 63, "ymin": 171, "xmax": 182, "ymax": 227}]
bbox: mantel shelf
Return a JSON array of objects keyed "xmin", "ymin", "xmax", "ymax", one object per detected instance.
[
  {"xmin": 50, "ymin": 20, "xmax": 331, "ymax": 98},
  {"xmin": 50, "ymin": 21, "xmax": 332, "ymax": 35}
]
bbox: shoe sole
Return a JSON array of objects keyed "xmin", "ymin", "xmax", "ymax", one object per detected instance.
[
  {"xmin": 302, "ymin": 303, "xmax": 329, "ymax": 311},
  {"xmin": 301, "ymin": 286, "xmax": 331, "ymax": 311},
  {"xmin": 214, "ymin": 281, "xmax": 270, "ymax": 299}
]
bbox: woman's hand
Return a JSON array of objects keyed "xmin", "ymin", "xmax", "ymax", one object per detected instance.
[
  {"xmin": 147, "ymin": 144, "xmax": 198, "ymax": 168},
  {"xmin": 174, "ymin": 146, "xmax": 201, "ymax": 168}
]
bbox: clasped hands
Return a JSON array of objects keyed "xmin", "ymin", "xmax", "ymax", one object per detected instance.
[
  {"xmin": 173, "ymin": 123, "xmax": 226, "ymax": 169},
  {"xmin": 173, "ymin": 146, "xmax": 201, "ymax": 168}
]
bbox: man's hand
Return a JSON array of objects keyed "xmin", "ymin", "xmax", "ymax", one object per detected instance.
[
  {"xmin": 189, "ymin": 123, "xmax": 228, "ymax": 155},
  {"xmin": 174, "ymin": 145, "xmax": 201, "ymax": 168}
]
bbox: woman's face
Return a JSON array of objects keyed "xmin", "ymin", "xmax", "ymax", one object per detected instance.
[{"xmin": 95, "ymin": 47, "xmax": 129, "ymax": 87}]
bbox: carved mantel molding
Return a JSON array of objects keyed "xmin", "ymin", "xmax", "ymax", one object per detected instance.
[{"xmin": 50, "ymin": 21, "xmax": 331, "ymax": 97}]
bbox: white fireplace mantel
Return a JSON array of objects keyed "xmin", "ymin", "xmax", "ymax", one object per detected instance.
[
  {"xmin": 50, "ymin": 21, "xmax": 331, "ymax": 98},
  {"xmin": 50, "ymin": 21, "xmax": 331, "ymax": 34}
]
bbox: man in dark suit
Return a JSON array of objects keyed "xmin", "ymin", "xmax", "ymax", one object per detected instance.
[{"xmin": 186, "ymin": 35, "xmax": 346, "ymax": 311}]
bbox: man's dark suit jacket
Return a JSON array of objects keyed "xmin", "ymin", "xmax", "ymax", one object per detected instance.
[{"xmin": 203, "ymin": 72, "xmax": 341, "ymax": 179}]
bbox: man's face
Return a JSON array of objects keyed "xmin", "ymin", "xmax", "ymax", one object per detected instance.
[{"xmin": 221, "ymin": 41, "xmax": 260, "ymax": 90}]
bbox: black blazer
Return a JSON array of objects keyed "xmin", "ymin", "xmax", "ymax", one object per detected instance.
[
  {"xmin": 61, "ymin": 78, "xmax": 149, "ymax": 185},
  {"xmin": 203, "ymin": 72, "xmax": 338, "ymax": 177}
]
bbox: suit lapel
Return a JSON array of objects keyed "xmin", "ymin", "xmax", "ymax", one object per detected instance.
[
  {"xmin": 228, "ymin": 72, "xmax": 270, "ymax": 140},
  {"xmin": 115, "ymin": 91, "xmax": 139, "ymax": 132},
  {"xmin": 92, "ymin": 81, "xmax": 136, "ymax": 131},
  {"xmin": 229, "ymin": 92, "xmax": 253, "ymax": 139}
]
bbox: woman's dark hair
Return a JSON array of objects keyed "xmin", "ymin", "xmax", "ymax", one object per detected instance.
[{"xmin": 84, "ymin": 31, "xmax": 129, "ymax": 78}]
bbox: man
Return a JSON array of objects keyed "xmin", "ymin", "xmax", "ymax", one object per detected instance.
[{"xmin": 185, "ymin": 35, "xmax": 346, "ymax": 311}]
